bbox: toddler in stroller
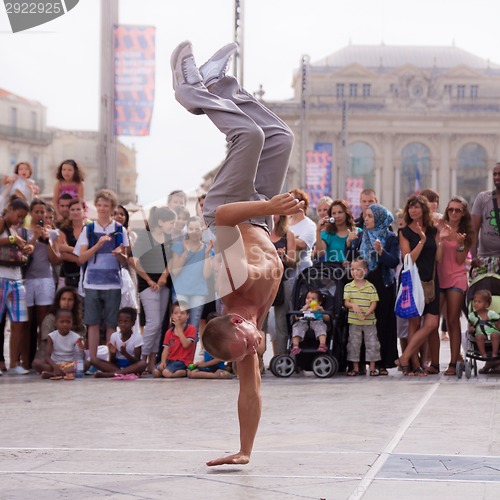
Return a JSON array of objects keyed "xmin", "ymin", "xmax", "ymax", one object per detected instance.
[
  {"xmin": 290, "ymin": 290, "xmax": 328, "ymax": 355},
  {"xmin": 460, "ymin": 273, "xmax": 500, "ymax": 377},
  {"xmin": 468, "ymin": 289, "xmax": 500, "ymax": 361}
]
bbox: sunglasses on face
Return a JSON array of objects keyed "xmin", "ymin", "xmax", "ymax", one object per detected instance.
[{"xmin": 447, "ymin": 207, "xmax": 463, "ymax": 213}]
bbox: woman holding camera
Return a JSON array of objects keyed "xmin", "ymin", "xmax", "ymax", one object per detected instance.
[
  {"xmin": 315, "ymin": 199, "xmax": 360, "ymax": 264},
  {"xmin": 23, "ymin": 198, "xmax": 60, "ymax": 363}
]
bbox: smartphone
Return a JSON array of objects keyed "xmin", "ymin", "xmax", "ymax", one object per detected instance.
[{"xmin": 37, "ymin": 219, "xmax": 44, "ymax": 227}]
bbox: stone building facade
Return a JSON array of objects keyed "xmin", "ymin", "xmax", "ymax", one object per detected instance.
[
  {"xmin": 265, "ymin": 44, "xmax": 500, "ymax": 211},
  {"xmin": 0, "ymin": 88, "xmax": 137, "ymax": 204}
]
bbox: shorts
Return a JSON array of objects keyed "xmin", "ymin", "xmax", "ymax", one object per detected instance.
[
  {"xmin": 115, "ymin": 358, "xmax": 131, "ymax": 369},
  {"xmin": 24, "ymin": 277, "xmax": 56, "ymax": 307},
  {"xmin": 440, "ymin": 286, "xmax": 466, "ymax": 295},
  {"xmin": 165, "ymin": 360, "xmax": 187, "ymax": 373},
  {"xmin": 0, "ymin": 278, "xmax": 28, "ymax": 323},
  {"xmin": 83, "ymin": 288, "xmax": 121, "ymax": 327}
]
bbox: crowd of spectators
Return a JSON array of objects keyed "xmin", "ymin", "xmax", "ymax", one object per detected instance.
[{"xmin": 1, "ymin": 158, "xmax": 499, "ymax": 380}]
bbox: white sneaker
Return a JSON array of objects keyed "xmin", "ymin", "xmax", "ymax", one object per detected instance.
[
  {"xmin": 199, "ymin": 43, "xmax": 238, "ymax": 87},
  {"xmin": 12, "ymin": 365, "xmax": 29, "ymax": 375},
  {"xmin": 170, "ymin": 40, "xmax": 202, "ymax": 91}
]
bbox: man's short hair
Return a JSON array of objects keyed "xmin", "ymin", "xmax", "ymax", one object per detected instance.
[
  {"xmin": 420, "ymin": 188, "xmax": 439, "ymax": 204},
  {"xmin": 94, "ymin": 189, "xmax": 118, "ymax": 209},
  {"xmin": 202, "ymin": 315, "xmax": 237, "ymax": 361},
  {"xmin": 360, "ymin": 188, "xmax": 376, "ymax": 198},
  {"xmin": 58, "ymin": 193, "xmax": 73, "ymax": 204}
]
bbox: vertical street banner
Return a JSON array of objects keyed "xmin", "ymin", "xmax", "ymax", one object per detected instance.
[
  {"xmin": 114, "ymin": 25, "xmax": 156, "ymax": 136},
  {"xmin": 346, "ymin": 177, "xmax": 364, "ymax": 218},
  {"xmin": 305, "ymin": 142, "xmax": 333, "ymax": 208}
]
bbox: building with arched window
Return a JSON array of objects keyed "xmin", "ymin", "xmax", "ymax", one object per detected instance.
[{"xmin": 265, "ymin": 44, "xmax": 500, "ymax": 212}]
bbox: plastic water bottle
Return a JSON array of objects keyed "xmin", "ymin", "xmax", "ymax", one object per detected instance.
[{"xmin": 74, "ymin": 339, "xmax": 85, "ymax": 378}]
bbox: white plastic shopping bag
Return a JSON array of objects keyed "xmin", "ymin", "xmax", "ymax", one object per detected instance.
[{"xmin": 395, "ymin": 254, "xmax": 425, "ymax": 318}]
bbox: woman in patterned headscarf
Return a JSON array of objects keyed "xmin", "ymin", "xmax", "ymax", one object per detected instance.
[{"xmin": 349, "ymin": 204, "xmax": 400, "ymax": 375}]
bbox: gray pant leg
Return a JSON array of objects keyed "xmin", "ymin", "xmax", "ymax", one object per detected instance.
[
  {"xmin": 364, "ymin": 325, "xmax": 381, "ymax": 362},
  {"xmin": 175, "ymin": 82, "xmax": 265, "ymax": 229},
  {"xmin": 347, "ymin": 325, "xmax": 363, "ymax": 362},
  {"xmin": 210, "ymin": 76, "xmax": 294, "ymax": 201}
]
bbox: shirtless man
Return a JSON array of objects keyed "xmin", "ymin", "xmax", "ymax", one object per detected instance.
[{"xmin": 171, "ymin": 41, "xmax": 302, "ymax": 466}]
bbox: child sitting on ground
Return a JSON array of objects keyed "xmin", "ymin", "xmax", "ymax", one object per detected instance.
[
  {"xmin": 291, "ymin": 289, "xmax": 329, "ymax": 355},
  {"xmin": 344, "ymin": 259, "xmax": 380, "ymax": 376},
  {"xmin": 187, "ymin": 351, "xmax": 233, "ymax": 379},
  {"xmin": 32, "ymin": 309, "xmax": 81, "ymax": 380},
  {"xmin": 468, "ymin": 289, "xmax": 500, "ymax": 360},
  {"xmin": 94, "ymin": 307, "xmax": 146, "ymax": 378},
  {"xmin": 153, "ymin": 301, "xmax": 196, "ymax": 379}
]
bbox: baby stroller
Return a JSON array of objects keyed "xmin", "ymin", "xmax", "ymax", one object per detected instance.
[
  {"xmin": 269, "ymin": 262, "xmax": 348, "ymax": 378},
  {"xmin": 457, "ymin": 273, "xmax": 500, "ymax": 379}
]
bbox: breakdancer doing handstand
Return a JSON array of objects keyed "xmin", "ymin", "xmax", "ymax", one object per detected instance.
[{"xmin": 171, "ymin": 40, "xmax": 303, "ymax": 466}]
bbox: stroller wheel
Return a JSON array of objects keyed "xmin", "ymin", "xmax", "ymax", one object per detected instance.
[
  {"xmin": 312, "ymin": 354, "xmax": 338, "ymax": 378},
  {"xmin": 456, "ymin": 361, "xmax": 463, "ymax": 379},
  {"xmin": 473, "ymin": 359, "xmax": 478, "ymax": 377},
  {"xmin": 269, "ymin": 355, "xmax": 296, "ymax": 378},
  {"xmin": 465, "ymin": 359, "xmax": 472, "ymax": 379}
]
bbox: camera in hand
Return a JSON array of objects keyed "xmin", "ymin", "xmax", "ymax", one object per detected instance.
[{"xmin": 327, "ymin": 217, "xmax": 336, "ymax": 224}]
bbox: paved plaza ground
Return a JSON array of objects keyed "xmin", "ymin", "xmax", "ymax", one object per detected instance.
[{"xmin": 1, "ymin": 338, "xmax": 499, "ymax": 500}]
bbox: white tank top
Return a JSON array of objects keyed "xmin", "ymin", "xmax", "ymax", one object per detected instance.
[{"xmin": 48, "ymin": 330, "xmax": 81, "ymax": 363}]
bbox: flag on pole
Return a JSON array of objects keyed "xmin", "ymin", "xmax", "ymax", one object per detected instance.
[{"xmin": 414, "ymin": 168, "xmax": 421, "ymax": 194}]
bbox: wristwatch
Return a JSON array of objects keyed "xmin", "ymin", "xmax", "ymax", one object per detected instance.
[{"xmin": 8, "ymin": 235, "xmax": 15, "ymax": 245}]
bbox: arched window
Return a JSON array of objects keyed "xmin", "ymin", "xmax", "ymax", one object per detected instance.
[
  {"xmin": 348, "ymin": 142, "xmax": 375, "ymax": 189},
  {"xmin": 457, "ymin": 143, "xmax": 487, "ymax": 205},
  {"xmin": 401, "ymin": 143, "xmax": 431, "ymax": 207}
]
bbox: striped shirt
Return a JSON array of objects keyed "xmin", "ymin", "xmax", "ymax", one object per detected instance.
[{"xmin": 343, "ymin": 280, "xmax": 379, "ymax": 326}]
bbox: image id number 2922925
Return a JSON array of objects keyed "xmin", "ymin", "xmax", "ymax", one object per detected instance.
[{"xmin": 5, "ymin": 2, "xmax": 62, "ymax": 14}]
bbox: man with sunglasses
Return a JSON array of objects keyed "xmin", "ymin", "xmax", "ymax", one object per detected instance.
[{"xmin": 171, "ymin": 40, "xmax": 303, "ymax": 466}]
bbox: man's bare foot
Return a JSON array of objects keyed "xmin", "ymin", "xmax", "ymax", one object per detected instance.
[{"xmin": 206, "ymin": 452, "xmax": 250, "ymax": 466}]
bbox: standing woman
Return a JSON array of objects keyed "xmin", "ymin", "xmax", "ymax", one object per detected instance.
[
  {"xmin": 0, "ymin": 198, "xmax": 33, "ymax": 374},
  {"xmin": 352, "ymin": 204, "xmax": 400, "ymax": 374},
  {"xmin": 171, "ymin": 216, "xmax": 212, "ymax": 338},
  {"xmin": 397, "ymin": 195, "xmax": 443, "ymax": 376},
  {"xmin": 270, "ymin": 214, "xmax": 296, "ymax": 355},
  {"xmin": 438, "ymin": 196, "xmax": 473, "ymax": 376},
  {"xmin": 129, "ymin": 206, "xmax": 176, "ymax": 374},
  {"xmin": 24, "ymin": 199, "xmax": 61, "ymax": 361},
  {"xmin": 315, "ymin": 199, "xmax": 360, "ymax": 264},
  {"xmin": 58, "ymin": 198, "xmax": 86, "ymax": 288}
]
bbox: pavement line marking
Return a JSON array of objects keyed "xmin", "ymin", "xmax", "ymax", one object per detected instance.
[
  {"xmin": 375, "ymin": 476, "xmax": 500, "ymax": 484},
  {"xmin": 347, "ymin": 382, "xmax": 440, "ymax": 500},
  {"xmin": 0, "ymin": 471, "xmax": 362, "ymax": 480},
  {"xmin": 0, "ymin": 447, "xmax": 371, "ymax": 455}
]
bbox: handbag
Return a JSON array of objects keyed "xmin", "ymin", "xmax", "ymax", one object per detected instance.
[
  {"xmin": 395, "ymin": 254, "xmax": 425, "ymax": 318},
  {"xmin": 0, "ymin": 220, "xmax": 28, "ymax": 267},
  {"xmin": 421, "ymin": 261, "xmax": 436, "ymax": 304}
]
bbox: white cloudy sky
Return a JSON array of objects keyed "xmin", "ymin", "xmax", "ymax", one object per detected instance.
[{"xmin": 0, "ymin": 0, "xmax": 499, "ymax": 204}]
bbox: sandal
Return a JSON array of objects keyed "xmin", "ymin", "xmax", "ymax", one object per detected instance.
[
  {"xmin": 425, "ymin": 364, "xmax": 440, "ymax": 375},
  {"xmin": 346, "ymin": 370, "xmax": 359, "ymax": 377},
  {"xmin": 413, "ymin": 367, "xmax": 428, "ymax": 377},
  {"xmin": 64, "ymin": 373, "xmax": 75, "ymax": 380},
  {"xmin": 378, "ymin": 368, "xmax": 389, "ymax": 376},
  {"xmin": 50, "ymin": 375, "xmax": 63, "ymax": 380},
  {"xmin": 290, "ymin": 346, "xmax": 302, "ymax": 356},
  {"xmin": 443, "ymin": 363, "xmax": 456, "ymax": 376},
  {"xmin": 395, "ymin": 357, "xmax": 411, "ymax": 376},
  {"xmin": 317, "ymin": 345, "xmax": 327, "ymax": 353},
  {"xmin": 370, "ymin": 370, "xmax": 379, "ymax": 377}
]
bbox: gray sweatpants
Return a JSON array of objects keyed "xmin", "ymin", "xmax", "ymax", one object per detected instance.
[{"xmin": 175, "ymin": 76, "xmax": 294, "ymax": 230}]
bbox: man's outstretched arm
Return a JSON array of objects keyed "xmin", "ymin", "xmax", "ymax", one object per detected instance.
[
  {"xmin": 206, "ymin": 353, "xmax": 261, "ymax": 466},
  {"xmin": 215, "ymin": 193, "xmax": 304, "ymax": 228}
]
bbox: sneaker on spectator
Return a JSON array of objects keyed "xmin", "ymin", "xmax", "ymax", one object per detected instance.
[
  {"xmin": 170, "ymin": 40, "xmax": 202, "ymax": 91},
  {"xmin": 11, "ymin": 366, "xmax": 29, "ymax": 375},
  {"xmin": 199, "ymin": 43, "xmax": 238, "ymax": 87},
  {"xmin": 85, "ymin": 366, "xmax": 98, "ymax": 376}
]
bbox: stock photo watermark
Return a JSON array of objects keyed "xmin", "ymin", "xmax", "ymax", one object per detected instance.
[{"xmin": 3, "ymin": 0, "xmax": 79, "ymax": 32}]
